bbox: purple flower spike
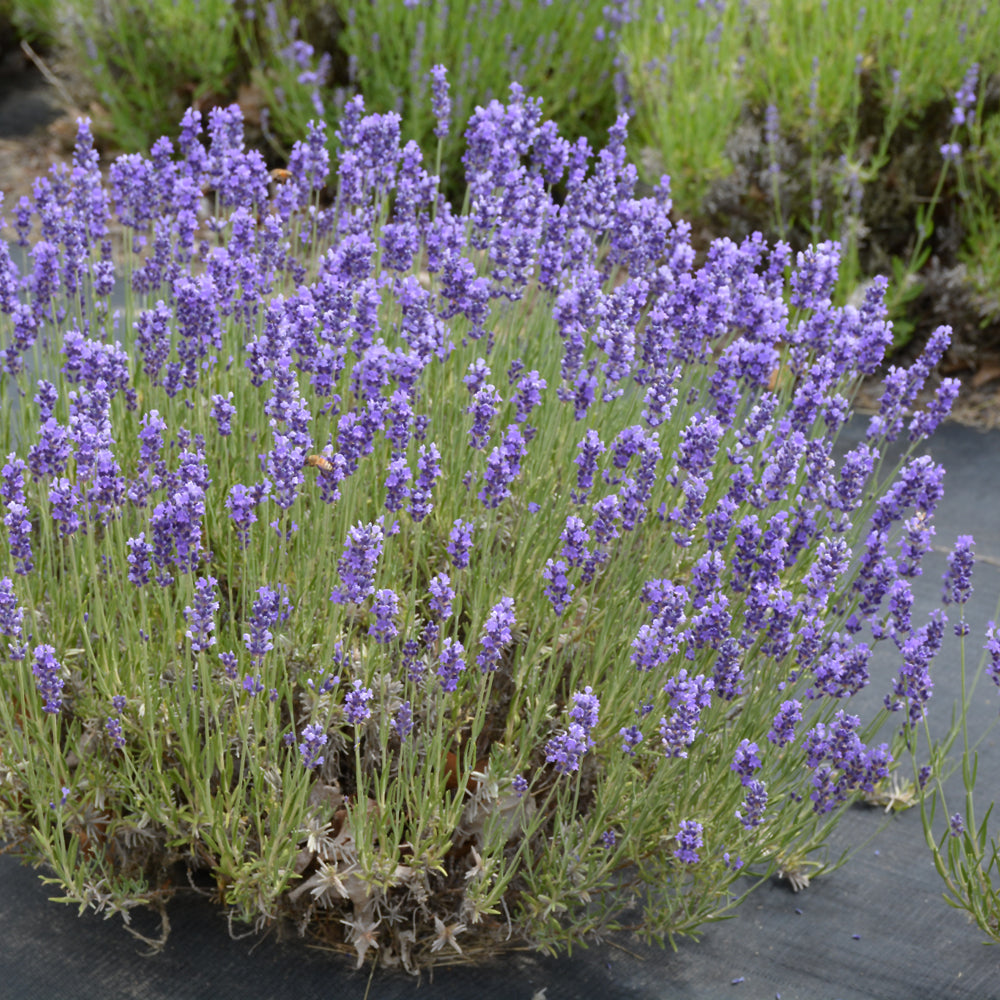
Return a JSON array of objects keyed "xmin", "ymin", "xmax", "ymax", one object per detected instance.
[
  {"xmin": 479, "ymin": 425, "xmax": 527, "ymax": 508},
  {"xmin": 768, "ymin": 700, "xmax": 803, "ymax": 747},
  {"xmin": 393, "ymin": 700, "xmax": 414, "ymax": 742},
  {"xmin": 951, "ymin": 63, "xmax": 979, "ymax": 127},
  {"xmin": 211, "ymin": 392, "xmax": 236, "ymax": 436},
  {"xmin": 477, "ymin": 597, "xmax": 515, "ymax": 672},
  {"xmin": 545, "ymin": 687, "xmax": 600, "ymax": 775},
  {"xmin": 410, "ymin": 444, "xmax": 441, "ymax": 523},
  {"xmin": 430, "ymin": 64, "xmax": 451, "ymax": 139},
  {"xmin": 344, "ymin": 679, "xmax": 374, "ymax": 724},
  {"xmin": 659, "ymin": 671, "xmax": 713, "ymax": 758},
  {"xmin": 330, "ymin": 520, "xmax": 384, "ymax": 604},
  {"xmin": 984, "ymin": 622, "xmax": 1000, "ymax": 688},
  {"xmin": 299, "ymin": 723, "xmax": 328, "ymax": 769},
  {"xmin": 437, "ymin": 637, "xmax": 466, "ymax": 693},
  {"xmin": 4, "ymin": 497, "xmax": 33, "ymax": 576},
  {"xmin": 105, "ymin": 715, "xmax": 125, "ymax": 749},
  {"xmin": 542, "ymin": 558, "xmax": 574, "ymax": 616},
  {"xmin": 673, "ymin": 820, "xmax": 703, "ymax": 864},
  {"xmin": 243, "ymin": 585, "xmax": 290, "ymax": 662},
  {"xmin": 619, "ymin": 725, "xmax": 643, "ymax": 756},
  {"xmin": 737, "ymin": 779, "xmax": 768, "ymax": 830},
  {"xmin": 428, "ymin": 572, "xmax": 454, "ymax": 622},
  {"xmin": 0, "ymin": 577, "xmax": 26, "ymax": 651},
  {"xmin": 942, "ymin": 535, "xmax": 975, "ymax": 608},
  {"xmin": 544, "ymin": 722, "xmax": 591, "ymax": 775},
  {"xmin": 184, "ymin": 576, "xmax": 219, "ymax": 653},
  {"xmin": 32, "ymin": 644, "xmax": 64, "ymax": 714},
  {"xmin": 370, "ymin": 588, "xmax": 400, "ymax": 644},
  {"xmin": 467, "ymin": 384, "xmax": 502, "ymax": 450},
  {"xmin": 447, "ymin": 518, "xmax": 474, "ymax": 569},
  {"xmin": 731, "ymin": 739, "xmax": 762, "ymax": 786},
  {"xmin": 570, "ymin": 686, "xmax": 600, "ymax": 731}
]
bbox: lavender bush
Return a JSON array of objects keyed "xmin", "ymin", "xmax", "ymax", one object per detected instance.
[{"xmin": 0, "ymin": 81, "xmax": 964, "ymax": 970}]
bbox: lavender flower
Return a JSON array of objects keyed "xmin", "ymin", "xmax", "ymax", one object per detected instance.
[
  {"xmin": 410, "ymin": 443, "xmax": 441, "ymax": 522},
  {"xmin": 105, "ymin": 715, "xmax": 125, "ymax": 749},
  {"xmin": 478, "ymin": 425, "xmax": 527, "ymax": 508},
  {"xmin": 330, "ymin": 520, "xmax": 384, "ymax": 604},
  {"xmin": 659, "ymin": 671, "xmax": 713, "ymax": 758},
  {"xmin": 384, "ymin": 456, "xmax": 412, "ymax": 512},
  {"xmin": 985, "ymin": 622, "xmax": 1000, "ymax": 688},
  {"xmin": 467, "ymin": 384, "xmax": 502, "ymax": 449},
  {"xmin": 951, "ymin": 63, "xmax": 979, "ymax": 127},
  {"xmin": 560, "ymin": 515, "xmax": 591, "ymax": 568},
  {"xmin": 4, "ymin": 499, "xmax": 32, "ymax": 575},
  {"xmin": 542, "ymin": 558, "xmax": 574, "ymax": 616},
  {"xmin": 544, "ymin": 722, "xmax": 591, "ymax": 775},
  {"xmin": 619, "ymin": 725, "xmax": 643, "ymax": 756},
  {"xmin": 768, "ymin": 700, "xmax": 803, "ymax": 748},
  {"xmin": 428, "ymin": 572, "xmax": 454, "ymax": 622},
  {"xmin": 184, "ymin": 576, "xmax": 219, "ymax": 653},
  {"xmin": 126, "ymin": 533, "xmax": 153, "ymax": 587},
  {"xmin": 950, "ymin": 812, "xmax": 965, "ymax": 837},
  {"xmin": 299, "ymin": 723, "xmax": 328, "ymax": 769},
  {"xmin": 513, "ymin": 369, "xmax": 546, "ymax": 428},
  {"xmin": 545, "ymin": 687, "xmax": 600, "ymax": 775},
  {"xmin": 244, "ymin": 675, "xmax": 265, "ymax": 696},
  {"xmin": 429, "ymin": 64, "xmax": 451, "ymax": 139},
  {"xmin": 437, "ymin": 637, "xmax": 466, "ymax": 693},
  {"xmin": 0, "ymin": 577, "xmax": 26, "ymax": 658},
  {"xmin": 393, "ymin": 700, "xmax": 414, "ymax": 743},
  {"xmin": 211, "ymin": 392, "xmax": 236, "ymax": 436},
  {"xmin": 737, "ymin": 780, "xmax": 768, "ymax": 829},
  {"xmin": 32, "ymin": 644, "xmax": 64, "ymax": 714},
  {"xmin": 344, "ymin": 679, "xmax": 374, "ymax": 724},
  {"xmin": 369, "ymin": 588, "xmax": 400, "ymax": 644},
  {"xmin": 243, "ymin": 585, "xmax": 290, "ymax": 662},
  {"xmin": 731, "ymin": 739, "xmax": 762, "ymax": 786},
  {"xmin": 447, "ymin": 518, "xmax": 475, "ymax": 569},
  {"xmin": 802, "ymin": 711, "xmax": 892, "ymax": 813},
  {"xmin": 570, "ymin": 686, "xmax": 600, "ymax": 731},
  {"xmin": 673, "ymin": 820, "xmax": 703, "ymax": 864},
  {"xmin": 573, "ymin": 429, "xmax": 604, "ymax": 503},
  {"xmin": 942, "ymin": 534, "xmax": 975, "ymax": 607},
  {"xmin": 477, "ymin": 597, "xmax": 515, "ymax": 672}
]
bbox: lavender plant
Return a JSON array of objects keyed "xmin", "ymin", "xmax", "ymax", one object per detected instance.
[
  {"xmin": 910, "ymin": 538, "xmax": 1000, "ymax": 942},
  {"xmin": 0, "ymin": 83, "xmax": 965, "ymax": 970}
]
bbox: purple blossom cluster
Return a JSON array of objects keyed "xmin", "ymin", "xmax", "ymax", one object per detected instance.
[
  {"xmin": 344, "ymin": 679, "xmax": 374, "ymax": 725},
  {"xmin": 243, "ymin": 585, "xmax": 291, "ymax": 663},
  {"xmin": 476, "ymin": 597, "xmax": 515, "ymax": 672},
  {"xmin": 545, "ymin": 687, "xmax": 600, "ymax": 775},
  {"xmin": 298, "ymin": 723, "xmax": 328, "ymax": 769},
  {"xmin": 801, "ymin": 711, "xmax": 891, "ymax": 813},
  {"xmin": 437, "ymin": 637, "xmax": 466, "ymax": 693},
  {"xmin": 184, "ymin": 576, "xmax": 219, "ymax": 653},
  {"xmin": 32, "ymin": 644, "xmax": 64, "ymax": 714},
  {"xmin": 0, "ymin": 576, "xmax": 27, "ymax": 660},
  {"xmin": 673, "ymin": 819, "xmax": 703, "ymax": 864},
  {"xmin": 330, "ymin": 520, "xmax": 384, "ymax": 605}
]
